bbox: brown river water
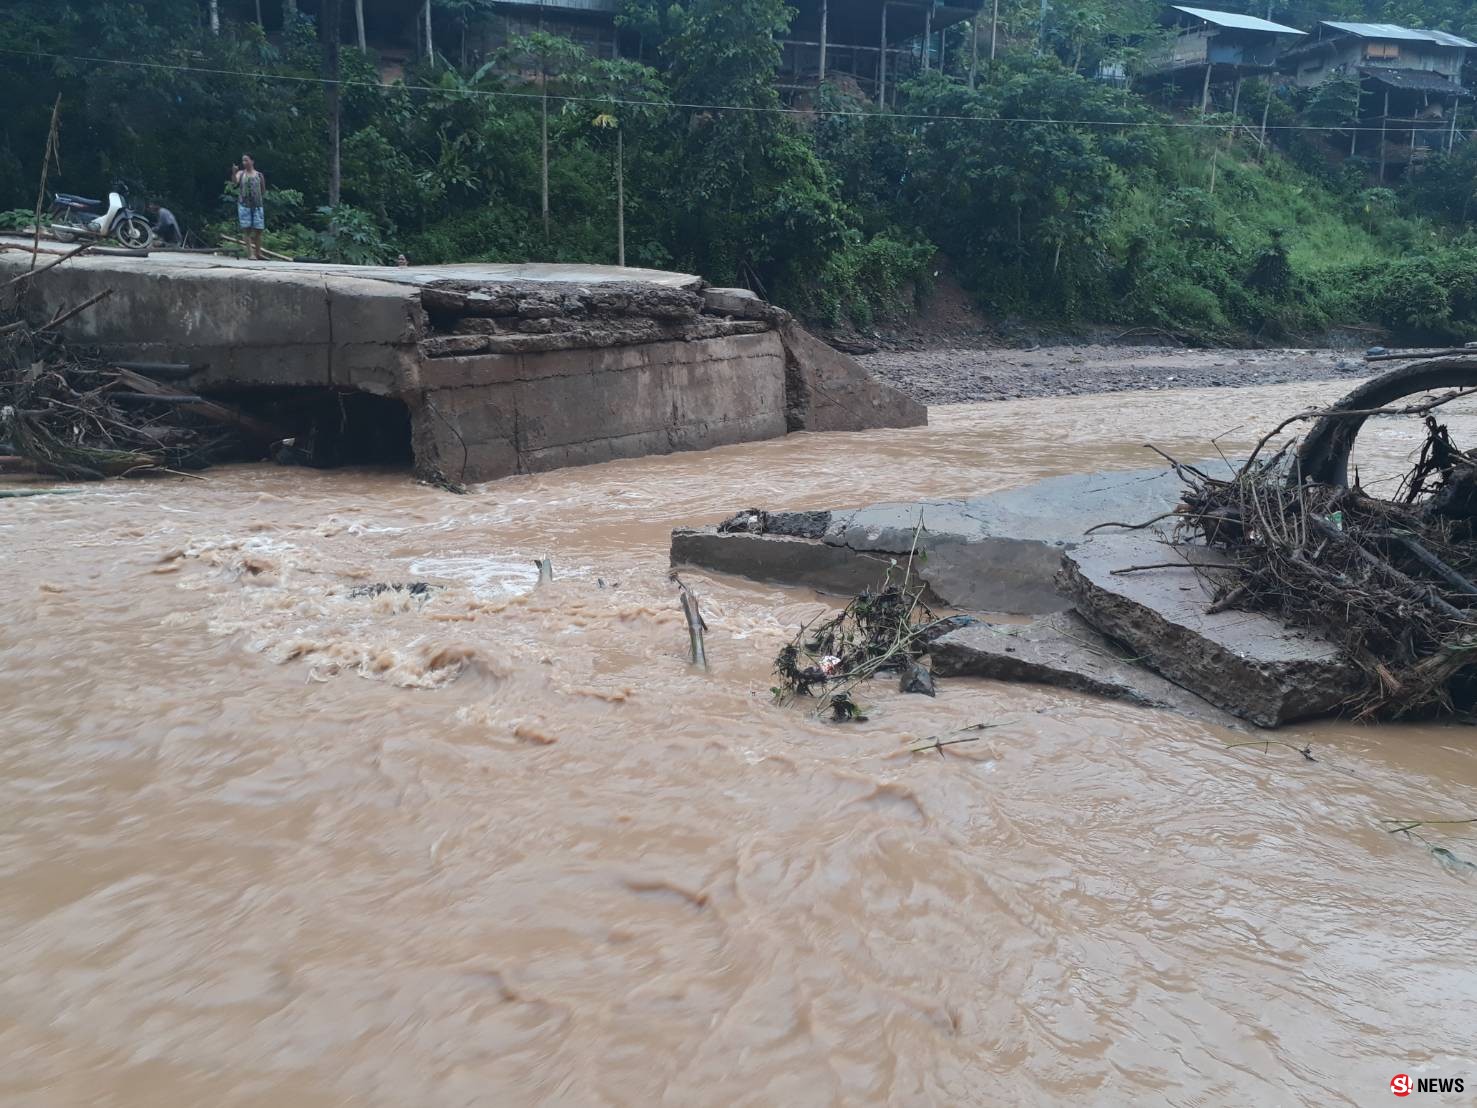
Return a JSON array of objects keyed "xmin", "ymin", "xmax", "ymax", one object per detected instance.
[{"xmin": 2, "ymin": 380, "xmax": 1474, "ymax": 1106}]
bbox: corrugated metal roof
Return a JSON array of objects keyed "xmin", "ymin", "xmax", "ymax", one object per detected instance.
[
  {"xmin": 1358, "ymin": 66, "xmax": 1473, "ymax": 96},
  {"xmin": 1322, "ymin": 22, "xmax": 1477, "ymax": 49},
  {"xmin": 1169, "ymin": 6, "xmax": 1304, "ymax": 35}
]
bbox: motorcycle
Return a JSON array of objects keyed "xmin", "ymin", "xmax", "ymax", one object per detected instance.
[{"xmin": 49, "ymin": 187, "xmax": 154, "ymax": 250}]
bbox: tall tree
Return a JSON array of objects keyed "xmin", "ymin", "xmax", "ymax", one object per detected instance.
[{"xmin": 661, "ymin": 0, "xmax": 847, "ymax": 287}]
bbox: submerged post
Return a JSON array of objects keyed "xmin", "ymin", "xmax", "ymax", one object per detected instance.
[{"xmin": 674, "ymin": 577, "xmax": 708, "ymax": 670}]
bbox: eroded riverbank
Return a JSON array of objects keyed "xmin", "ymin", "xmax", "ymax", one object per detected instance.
[{"xmin": 2, "ymin": 379, "xmax": 1473, "ymax": 1106}]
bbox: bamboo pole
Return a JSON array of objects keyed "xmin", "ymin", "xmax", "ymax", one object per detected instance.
[
  {"xmin": 2, "ymin": 241, "xmax": 92, "ymax": 292},
  {"xmin": 1258, "ymin": 80, "xmax": 1272, "ymax": 157},
  {"xmin": 219, "ymin": 234, "xmax": 292, "ymax": 262}
]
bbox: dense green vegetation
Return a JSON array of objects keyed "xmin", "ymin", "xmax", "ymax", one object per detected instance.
[{"xmin": 2, "ymin": 0, "xmax": 1475, "ymax": 342}]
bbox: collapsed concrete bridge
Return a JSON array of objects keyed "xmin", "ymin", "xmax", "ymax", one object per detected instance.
[{"xmin": 0, "ymin": 241, "xmax": 924, "ymax": 482}]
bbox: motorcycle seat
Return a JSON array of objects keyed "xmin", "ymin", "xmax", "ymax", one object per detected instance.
[{"xmin": 55, "ymin": 192, "xmax": 103, "ymax": 208}]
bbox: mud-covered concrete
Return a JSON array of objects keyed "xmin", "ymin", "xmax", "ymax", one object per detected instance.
[
  {"xmin": 1060, "ymin": 534, "xmax": 1363, "ymax": 727},
  {"xmin": 671, "ymin": 465, "xmax": 1196, "ymax": 613},
  {"xmin": 930, "ymin": 612, "xmax": 1242, "ymax": 727},
  {"xmin": 0, "ymin": 241, "xmax": 923, "ymax": 481}
]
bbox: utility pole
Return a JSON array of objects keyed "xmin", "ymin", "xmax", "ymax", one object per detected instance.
[
  {"xmin": 423, "ymin": 0, "xmax": 434, "ymax": 62},
  {"xmin": 209, "ymin": 0, "xmax": 219, "ymax": 35},
  {"xmin": 324, "ymin": 0, "xmax": 342, "ymax": 207},
  {"xmin": 616, "ymin": 126, "xmax": 625, "ymax": 267},
  {"xmin": 1200, "ymin": 62, "xmax": 1212, "ymax": 114},
  {"xmin": 355, "ymin": 0, "xmax": 365, "ymax": 49},
  {"xmin": 990, "ymin": 0, "xmax": 998, "ymax": 61},
  {"xmin": 969, "ymin": 14, "xmax": 979, "ymax": 88},
  {"xmin": 1379, "ymin": 89, "xmax": 1389, "ymax": 182},
  {"xmin": 878, "ymin": 3, "xmax": 888, "ymax": 106},
  {"xmin": 923, "ymin": 2, "xmax": 932, "ymax": 71},
  {"xmin": 819, "ymin": 0, "xmax": 828, "ymax": 83}
]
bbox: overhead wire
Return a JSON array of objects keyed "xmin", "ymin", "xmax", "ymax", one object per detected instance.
[{"xmin": 0, "ymin": 45, "xmax": 1444, "ymax": 134}]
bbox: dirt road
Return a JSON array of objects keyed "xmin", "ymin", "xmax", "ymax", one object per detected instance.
[{"xmin": 858, "ymin": 344, "xmax": 1371, "ymax": 404}]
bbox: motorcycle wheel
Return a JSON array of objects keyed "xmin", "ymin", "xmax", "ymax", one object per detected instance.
[{"xmin": 114, "ymin": 214, "xmax": 154, "ymax": 251}]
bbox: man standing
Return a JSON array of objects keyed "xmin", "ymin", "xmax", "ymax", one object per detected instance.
[{"xmin": 231, "ymin": 154, "xmax": 267, "ymax": 260}]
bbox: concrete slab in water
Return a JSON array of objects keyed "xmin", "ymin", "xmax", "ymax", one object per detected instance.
[
  {"xmin": 930, "ymin": 611, "xmax": 1243, "ymax": 728},
  {"xmin": 671, "ymin": 464, "xmax": 1203, "ymax": 613},
  {"xmin": 1060, "ymin": 534, "xmax": 1363, "ymax": 727}
]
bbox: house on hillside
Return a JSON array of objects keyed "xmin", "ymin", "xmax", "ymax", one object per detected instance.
[
  {"xmin": 475, "ymin": 0, "xmax": 625, "ymax": 59},
  {"xmin": 1280, "ymin": 22, "xmax": 1474, "ymax": 172},
  {"xmin": 776, "ymin": 0, "xmax": 984, "ymax": 102},
  {"xmin": 351, "ymin": 0, "xmax": 984, "ymax": 102},
  {"xmin": 1138, "ymin": 6, "xmax": 1304, "ymax": 111}
]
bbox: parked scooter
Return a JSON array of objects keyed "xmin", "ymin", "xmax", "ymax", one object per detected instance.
[{"xmin": 49, "ymin": 187, "xmax": 153, "ymax": 250}]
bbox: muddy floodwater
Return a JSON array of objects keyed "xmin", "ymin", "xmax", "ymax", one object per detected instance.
[{"xmin": 3, "ymin": 379, "xmax": 1475, "ymax": 1106}]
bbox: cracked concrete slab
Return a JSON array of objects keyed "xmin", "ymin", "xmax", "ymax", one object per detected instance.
[
  {"xmin": 1060, "ymin": 534, "xmax": 1364, "ymax": 727},
  {"xmin": 672, "ymin": 464, "xmax": 1203, "ymax": 612},
  {"xmin": 0, "ymin": 238, "xmax": 923, "ymax": 482},
  {"xmin": 930, "ymin": 611, "xmax": 1244, "ymax": 728}
]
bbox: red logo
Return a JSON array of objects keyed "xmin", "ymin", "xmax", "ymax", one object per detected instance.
[{"xmin": 1392, "ymin": 1074, "xmax": 1412, "ymax": 1097}]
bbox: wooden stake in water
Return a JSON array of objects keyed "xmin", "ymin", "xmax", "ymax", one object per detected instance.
[{"xmin": 672, "ymin": 574, "xmax": 708, "ymax": 670}]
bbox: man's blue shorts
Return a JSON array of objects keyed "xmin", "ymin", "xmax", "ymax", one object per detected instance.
[{"xmin": 237, "ymin": 204, "xmax": 265, "ymax": 230}]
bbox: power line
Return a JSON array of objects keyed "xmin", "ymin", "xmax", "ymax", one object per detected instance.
[{"xmin": 0, "ymin": 45, "xmax": 1449, "ymax": 134}]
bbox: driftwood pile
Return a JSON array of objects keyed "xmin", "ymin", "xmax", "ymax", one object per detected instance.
[
  {"xmin": 771, "ymin": 551, "xmax": 971, "ymax": 720},
  {"xmin": 1, "ymin": 246, "xmax": 275, "ymax": 480},
  {"xmin": 1164, "ymin": 368, "xmax": 1477, "ymax": 719}
]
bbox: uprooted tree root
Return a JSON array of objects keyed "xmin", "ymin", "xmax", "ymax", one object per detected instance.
[
  {"xmin": 1167, "ymin": 443, "xmax": 1477, "ymax": 720},
  {"xmin": 1, "ymin": 313, "xmax": 252, "ymax": 480}
]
